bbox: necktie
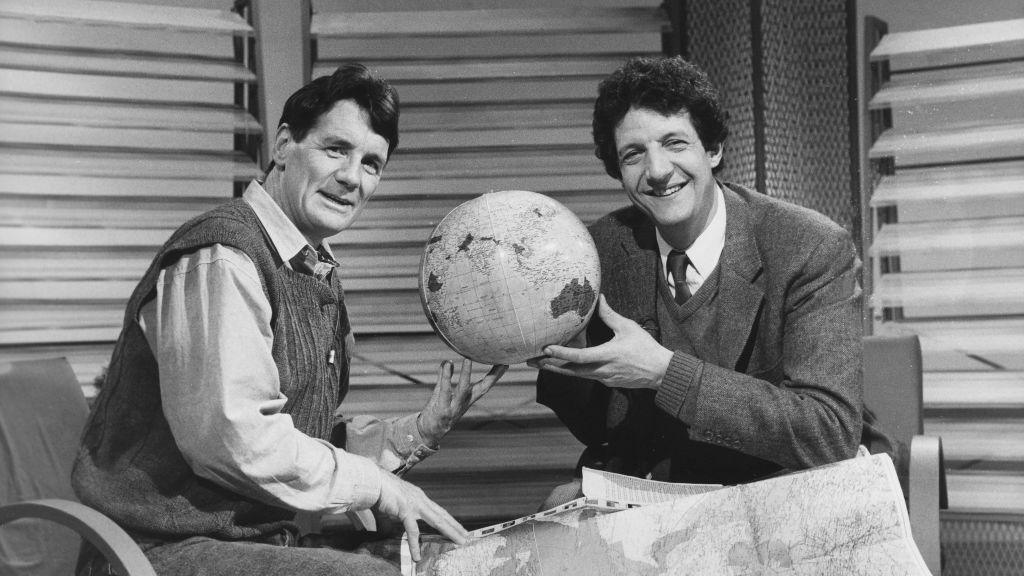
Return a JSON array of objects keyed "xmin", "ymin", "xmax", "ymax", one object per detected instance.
[{"xmin": 666, "ymin": 249, "xmax": 691, "ymax": 305}]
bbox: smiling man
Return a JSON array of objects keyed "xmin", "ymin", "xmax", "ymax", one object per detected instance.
[
  {"xmin": 72, "ymin": 64, "xmax": 505, "ymax": 576},
  {"xmin": 534, "ymin": 56, "xmax": 865, "ymax": 488}
]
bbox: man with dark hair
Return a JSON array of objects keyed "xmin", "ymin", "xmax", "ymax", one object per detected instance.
[
  {"xmin": 533, "ymin": 56, "xmax": 864, "ymax": 489},
  {"xmin": 72, "ymin": 63, "xmax": 505, "ymax": 576}
]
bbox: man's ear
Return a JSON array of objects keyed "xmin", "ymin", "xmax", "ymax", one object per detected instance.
[
  {"xmin": 272, "ymin": 124, "xmax": 294, "ymax": 167},
  {"xmin": 707, "ymin": 143, "xmax": 724, "ymax": 169}
]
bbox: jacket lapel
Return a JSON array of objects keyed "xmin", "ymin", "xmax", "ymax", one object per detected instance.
[
  {"xmin": 604, "ymin": 214, "xmax": 660, "ymax": 335},
  {"xmin": 717, "ymin": 184, "xmax": 766, "ymax": 370}
]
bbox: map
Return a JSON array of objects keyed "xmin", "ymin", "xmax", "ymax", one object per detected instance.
[
  {"xmin": 403, "ymin": 454, "xmax": 932, "ymax": 576},
  {"xmin": 411, "ymin": 499, "xmax": 630, "ymax": 576},
  {"xmin": 419, "ymin": 190, "xmax": 600, "ymax": 365}
]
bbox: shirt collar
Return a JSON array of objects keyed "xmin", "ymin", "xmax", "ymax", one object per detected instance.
[
  {"xmin": 655, "ymin": 183, "xmax": 727, "ymax": 278},
  {"xmin": 242, "ymin": 180, "xmax": 338, "ymax": 265}
]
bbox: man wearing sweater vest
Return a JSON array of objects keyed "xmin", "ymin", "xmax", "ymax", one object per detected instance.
[
  {"xmin": 72, "ymin": 64, "xmax": 505, "ymax": 576},
  {"xmin": 533, "ymin": 56, "xmax": 866, "ymax": 489}
]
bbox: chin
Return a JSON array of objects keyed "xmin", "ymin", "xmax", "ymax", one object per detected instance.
[
  {"xmin": 653, "ymin": 210, "xmax": 695, "ymax": 231},
  {"xmin": 309, "ymin": 218, "xmax": 349, "ymax": 240}
]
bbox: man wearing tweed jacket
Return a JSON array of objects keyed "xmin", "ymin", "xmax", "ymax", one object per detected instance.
[{"xmin": 532, "ymin": 56, "xmax": 864, "ymax": 487}]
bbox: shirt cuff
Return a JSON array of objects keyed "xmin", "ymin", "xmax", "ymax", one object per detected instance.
[
  {"xmin": 319, "ymin": 439, "xmax": 384, "ymax": 513},
  {"xmin": 389, "ymin": 413, "xmax": 437, "ymax": 476},
  {"xmin": 654, "ymin": 351, "xmax": 704, "ymax": 422}
]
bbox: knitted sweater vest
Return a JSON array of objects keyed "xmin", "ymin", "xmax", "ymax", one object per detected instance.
[
  {"xmin": 651, "ymin": 266, "xmax": 780, "ymax": 484},
  {"xmin": 71, "ymin": 199, "xmax": 351, "ymax": 541}
]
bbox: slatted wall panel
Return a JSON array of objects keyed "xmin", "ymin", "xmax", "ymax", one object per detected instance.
[
  {"xmin": 310, "ymin": 0, "xmax": 668, "ymax": 525},
  {"xmin": 0, "ymin": 0, "xmax": 260, "ymax": 395},
  {"xmin": 864, "ymin": 17, "xmax": 1024, "ymax": 514}
]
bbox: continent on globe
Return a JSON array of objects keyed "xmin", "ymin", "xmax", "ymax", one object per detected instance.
[
  {"xmin": 550, "ymin": 278, "xmax": 596, "ymax": 319},
  {"xmin": 418, "ymin": 190, "xmax": 601, "ymax": 365}
]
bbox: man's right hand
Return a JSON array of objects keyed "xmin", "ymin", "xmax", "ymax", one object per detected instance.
[
  {"xmin": 373, "ymin": 471, "xmax": 468, "ymax": 562},
  {"xmin": 529, "ymin": 294, "xmax": 673, "ymax": 390}
]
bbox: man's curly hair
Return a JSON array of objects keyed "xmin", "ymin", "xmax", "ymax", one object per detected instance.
[{"xmin": 592, "ymin": 56, "xmax": 729, "ymax": 180}]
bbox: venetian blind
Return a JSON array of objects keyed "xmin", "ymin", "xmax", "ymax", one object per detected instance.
[
  {"xmin": 0, "ymin": 0, "xmax": 261, "ymax": 395},
  {"xmin": 864, "ymin": 17, "xmax": 1024, "ymax": 514}
]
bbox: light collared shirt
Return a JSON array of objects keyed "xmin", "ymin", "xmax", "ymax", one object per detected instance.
[
  {"xmin": 137, "ymin": 180, "xmax": 433, "ymax": 516},
  {"xmin": 656, "ymin": 184, "xmax": 727, "ymax": 298}
]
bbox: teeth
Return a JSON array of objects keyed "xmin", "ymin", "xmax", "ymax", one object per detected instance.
[{"xmin": 648, "ymin": 183, "xmax": 685, "ymax": 197}]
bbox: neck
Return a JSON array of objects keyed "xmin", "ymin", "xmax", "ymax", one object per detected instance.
[
  {"xmin": 260, "ymin": 168, "xmax": 322, "ymax": 248},
  {"xmin": 261, "ymin": 167, "xmax": 285, "ymax": 204}
]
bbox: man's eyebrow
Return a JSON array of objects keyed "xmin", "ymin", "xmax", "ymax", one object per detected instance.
[
  {"xmin": 662, "ymin": 131, "xmax": 691, "ymax": 140},
  {"xmin": 322, "ymin": 136, "xmax": 353, "ymax": 148}
]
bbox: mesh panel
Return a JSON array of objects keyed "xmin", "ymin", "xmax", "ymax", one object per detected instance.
[
  {"xmin": 762, "ymin": 0, "xmax": 853, "ymax": 230},
  {"xmin": 942, "ymin": 514, "xmax": 1024, "ymax": 576},
  {"xmin": 685, "ymin": 0, "xmax": 855, "ymax": 232},
  {"xmin": 685, "ymin": 0, "xmax": 756, "ymax": 190}
]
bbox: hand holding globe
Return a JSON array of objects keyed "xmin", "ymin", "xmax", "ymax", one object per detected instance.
[{"xmin": 418, "ymin": 190, "xmax": 601, "ymax": 365}]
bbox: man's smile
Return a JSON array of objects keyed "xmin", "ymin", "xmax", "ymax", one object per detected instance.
[
  {"xmin": 319, "ymin": 189, "xmax": 353, "ymax": 207},
  {"xmin": 644, "ymin": 181, "xmax": 687, "ymax": 198}
]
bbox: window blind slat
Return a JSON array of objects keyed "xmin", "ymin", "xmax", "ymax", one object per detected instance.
[
  {"xmin": 870, "ymin": 217, "xmax": 1024, "ymax": 258},
  {"xmin": 870, "ymin": 18, "xmax": 1024, "ymax": 61},
  {"xmin": 872, "ymin": 270, "xmax": 1024, "ymax": 320},
  {"xmin": 312, "ymin": 8, "xmax": 666, "ymax": 37},
  {"xmin": 869, "ymin": 121, "xmax": 1024, "ymax": 165},
  {"xmin": 0, "ymin": 44, "xmax": 256, "ymax": 82},
  {"xmin": 926, "ymin": 372, "xmax": 1024, "ymax": 410},
  {"xmin": 0, "ymin": 0, "xmax": 253, "ymax": 35},
  {"xmin": 0, "ymin": 94, "xmax": 261, "ymax": 134}
]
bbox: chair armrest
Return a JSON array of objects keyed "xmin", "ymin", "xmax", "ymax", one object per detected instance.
[
  {"xmin": 0, "ymin": 499, "xmax": 156, "ymax": 576},
  {"xmin": 908, "ymin": 434, "xmax": 946, "ymax": 575}
]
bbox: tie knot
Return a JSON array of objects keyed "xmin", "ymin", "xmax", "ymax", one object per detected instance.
[{"xmin": 666, "ymin": 249, "xmax": 689, "ymax": 277}]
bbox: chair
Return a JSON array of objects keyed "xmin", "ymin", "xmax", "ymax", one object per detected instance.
[
  {"xmin": 862, "ymin": 334, "xmax": 948, "ymax": 575},
  {"xmin": 0, "ymin": 358, "xmax": 156, "ymax": 576}
]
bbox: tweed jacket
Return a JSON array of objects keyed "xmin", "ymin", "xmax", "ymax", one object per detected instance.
[{"xmin": 538, "ymin": 181, "xmax": 864, "ymax": 483}]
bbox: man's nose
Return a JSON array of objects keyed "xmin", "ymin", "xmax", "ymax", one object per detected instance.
[
  {"xmin": 645, "ymin": 148, "xmax": 673, "ymax": 184},
  {"xmin": 334, "ymin": 159, "xmax": 360, "ymax": 190}
]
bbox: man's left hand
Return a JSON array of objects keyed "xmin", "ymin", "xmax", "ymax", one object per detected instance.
[
  {"xmin": 418, "ymin": 360, "xmax": 507, "ymax": 446},
  {"xmin": 529, "ymin": 294, "xmax": 673, "ymax": 389}
]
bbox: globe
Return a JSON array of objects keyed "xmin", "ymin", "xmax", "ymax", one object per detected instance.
[{"xmin": 418, "ymin": 190, "xmax": 601, "ymax": 365}]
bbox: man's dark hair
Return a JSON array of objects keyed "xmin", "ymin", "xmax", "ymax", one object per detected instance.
[
  {"xmin": 592, "ymin": 56, "xmax": 729, "ymax": 180},
  {"xmin": 279, "ymin": 62, "xmax": 400, "ymax": 160}
]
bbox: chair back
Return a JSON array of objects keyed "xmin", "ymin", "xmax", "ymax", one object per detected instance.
[
  {"xmin": 862, "ymin": 334, "xmax": 924, "ymax": 449},
  {"xmin": 0, "ymin": 358, "xmax": 89, "ymax": 576}
]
